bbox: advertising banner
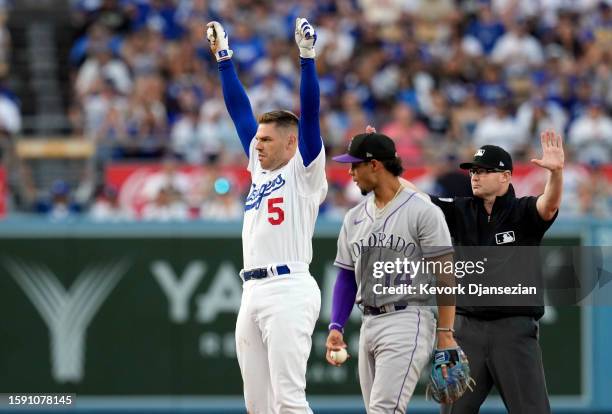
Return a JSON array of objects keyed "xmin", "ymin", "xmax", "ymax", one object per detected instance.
[{"xmin": 0, "ymin": 235, "xmax": 582, "ymax": 396}]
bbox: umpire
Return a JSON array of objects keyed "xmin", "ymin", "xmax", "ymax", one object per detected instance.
[{"xmin": 431, "ymin": 130, "xmax": 564, "ymax": 414}]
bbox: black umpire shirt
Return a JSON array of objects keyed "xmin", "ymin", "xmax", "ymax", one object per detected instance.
[{"xmin": 430, "ymin": 184, "xmax": 558, "ymax": 320}]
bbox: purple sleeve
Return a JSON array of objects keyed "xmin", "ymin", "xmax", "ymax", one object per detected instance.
[{"xmin": 329, "ymin": 267, "xmax": 358, "ymax": 332}]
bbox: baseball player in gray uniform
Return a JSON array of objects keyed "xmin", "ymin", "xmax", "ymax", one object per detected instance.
[{"xmin": 325, "ymin": 132, "xmax": 463, "ymax": 413}]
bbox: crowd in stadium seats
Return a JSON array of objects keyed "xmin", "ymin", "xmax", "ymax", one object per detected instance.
[
  {"xmin": 0, "ymin": 0, "xmax": 18, "ymax": 146},
  {"xmin": 16, "ymin": 0, "xmax": 612, "ymax": 219}
]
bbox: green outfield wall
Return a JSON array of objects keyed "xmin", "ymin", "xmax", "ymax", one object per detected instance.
[{"xmin": 0, "ymin": 224, "xmax": 583, "ymax": 398}]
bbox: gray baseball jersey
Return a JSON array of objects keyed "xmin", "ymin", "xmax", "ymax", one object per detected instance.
[
  {"xmin": 334, "ymin": 187, "xmax": 454, "ymax": 413},
  {"xmin": 334, "ymin": 188, "xmax": 454, "ymax": 308}
]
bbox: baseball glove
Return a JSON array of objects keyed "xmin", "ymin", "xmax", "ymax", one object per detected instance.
[{"xmin": 425, "ymin": 347, "xmax": 475, "ymax": 404}]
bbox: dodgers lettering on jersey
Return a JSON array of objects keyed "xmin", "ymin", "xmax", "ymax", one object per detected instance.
[
  {"xmin": 334, "ymin": 188, "xmax": 453, "ymax": 306},
  {"xmin": 242, "ymin": 138, "xmax": 327, "ymax": 270},
  {"xmin": 245, "ymin": 175, "xmax": 286, "ymax": 211}
]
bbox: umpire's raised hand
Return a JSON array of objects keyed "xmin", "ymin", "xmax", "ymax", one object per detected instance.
[
  {"xmin": 532, "ymin": 128, "xmax": 564, "ymax": 221},
  {"xmin": 531, "ymin": 128, "xmax": 565, "ymax": 172}
]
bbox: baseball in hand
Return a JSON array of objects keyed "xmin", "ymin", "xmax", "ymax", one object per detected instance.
[{"xmin": 330, "ymin": 348, "xmax": 348, "ymax": 364}]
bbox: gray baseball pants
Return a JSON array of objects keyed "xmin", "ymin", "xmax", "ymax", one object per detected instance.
[{"xmin": 359, "ymin": 307, "xmax": 435, "ymax": 414}]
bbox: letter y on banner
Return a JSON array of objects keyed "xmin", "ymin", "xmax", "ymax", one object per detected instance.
[{"xmin": 3, "ymin": 258, "xmax": 130, "ymax": 383}]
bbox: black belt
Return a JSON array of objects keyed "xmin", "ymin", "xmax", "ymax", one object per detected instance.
[
  {"xmin": 363, "ymin": 304, "xmax": 407, "ymax": 316},
  {"xmin": 242, "ymin": 265, "xmax": 290, "ymax": 282}
]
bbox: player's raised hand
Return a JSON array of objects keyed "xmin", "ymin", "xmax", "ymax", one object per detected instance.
[
  {"xmin": 295, "ymin": 17, "xmax": 317, "ymax": 59},
  {"xmin": 206, "ymin": 21, "xmax": 233, "ymax": 61},
  {"xmin": 325, "ymin": 329, "xmax": 349, "ymax": 366},
  {"xmin": 365, "ymin": 125, "xmax": 377, "ymax": 133},
  {"xmin": 531, "ymin": 129, "xmax": 564, "ymax": 172}
]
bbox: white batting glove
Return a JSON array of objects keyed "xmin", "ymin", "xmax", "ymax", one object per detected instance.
[
  {"xmin": 294, "ymin": 17, "xmax": 317, "ymax": 59},
  {"xmin": 206, "ymin": 21, "xmax": 233, "ymax": 61}
]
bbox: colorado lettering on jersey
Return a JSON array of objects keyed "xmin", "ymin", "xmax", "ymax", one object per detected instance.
[
  {"xmin": 351, "ymin": 232, "xmax": 417, "ymax": 259},
  {"xmin": 244, "ymin": 174, "xmax": 286, "ymax": 211}
]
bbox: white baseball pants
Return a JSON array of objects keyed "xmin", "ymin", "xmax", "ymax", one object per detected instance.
[{"xmin": 235, "ymin": 272, "xmax": 321, "ymax": 414}]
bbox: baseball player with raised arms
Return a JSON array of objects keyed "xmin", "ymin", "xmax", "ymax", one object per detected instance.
[
  {"xmin": 325, "ymin": 132, "xmax": 471, "ymax": 413},
  {"xmin": 206, "ymin": 18, "xmax": 326, "ymax": 414}
]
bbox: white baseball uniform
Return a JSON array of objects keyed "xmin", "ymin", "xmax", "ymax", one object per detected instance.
[
  {"xmin": 215, "ymin": 21, "xmax": 324, "ymax": 411},
  {"xmin": 235, "ymin": 138, "xmax": 327, "ymax": 414},
  {"xmin": 334, "ymin": 187, "xmax": 453, "ymax": 414},
  {"xmin": 242, "ymin": 140, "xmax": 327, "ymax": 270}
]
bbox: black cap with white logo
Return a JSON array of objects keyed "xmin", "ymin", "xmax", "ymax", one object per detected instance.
[
  {"xmin": 459, "ymin": 145, "xmax": 513, "ymax": 171},
  {"xmin": 333, "ymin": 133, "xmax": 398, "ymax": 163}
]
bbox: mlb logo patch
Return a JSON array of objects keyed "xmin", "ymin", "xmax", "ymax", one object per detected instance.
[
  {"xmin": 475, "ymin": 149, "xmax": 485, "ymax": 157},
  {"xmin": 495, "ymin": 231, "xmax": 515, "ymax": 244},
  {"xmin": 434, "ymin": 352, "xmax": 447, "ymax": 363}
]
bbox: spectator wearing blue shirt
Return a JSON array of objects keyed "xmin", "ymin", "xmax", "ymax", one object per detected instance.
[
  {"xmin": 475, "ymin": 63, "xmax": 511, "ymax": 105},
  {"xmin": 466, "ymin": 1, "xmax": 505, "ymax": 55},
  {"xmin": 230, "ymin": 21, "xmax": 266, "ymax": 72}
]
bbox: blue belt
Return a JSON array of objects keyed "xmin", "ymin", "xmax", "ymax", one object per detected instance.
[
  {"xmin": 363, "ymin": 304, "xmax": 407, "ymax": 316},
  {"xmin": 242, "ymin": 265, "xmax": 290, "ymax": 282}
]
